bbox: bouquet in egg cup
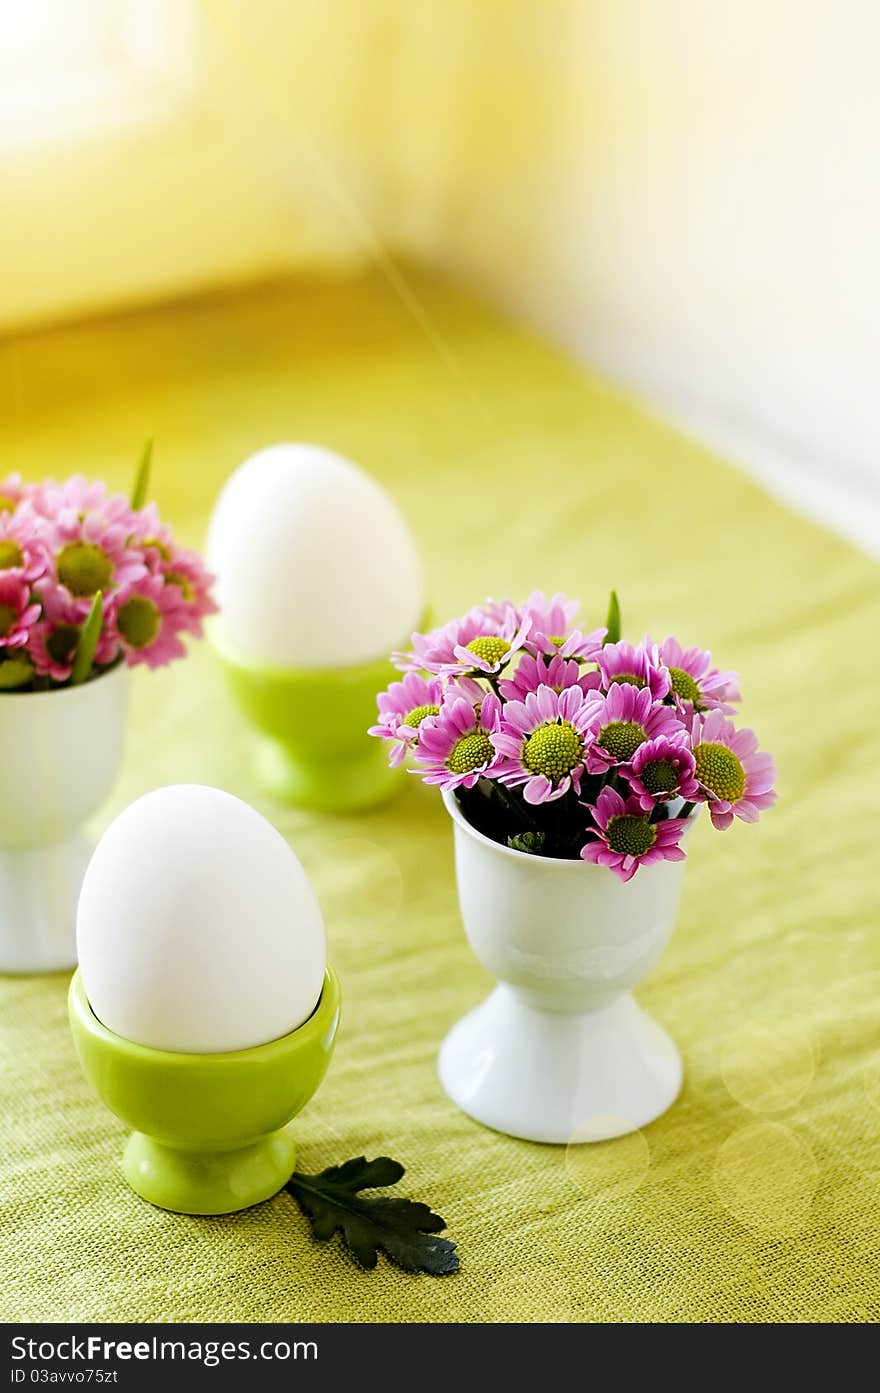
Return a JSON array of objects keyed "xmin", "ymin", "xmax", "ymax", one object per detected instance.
[
  {"xmin": 371, "ymin": 591, "xmax": 777, "ymax": 1146},
  {"xmin": 0, "ymin": 444, "xmax": 215, "ymax": 692},
  {"xmin": 0, "ymin": 443, "xmax": 217, "ymax": 976}
]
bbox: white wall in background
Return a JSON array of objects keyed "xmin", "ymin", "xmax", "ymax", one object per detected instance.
[
  {"xmin": 3, "ymin": 0, "xmax": 877, "ymax": 551},
  {"xmin": 393, "ymin": 0, "xmax": 880, "ymax": 552}
]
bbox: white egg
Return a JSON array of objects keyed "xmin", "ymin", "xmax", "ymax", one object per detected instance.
[
  {"xmin": 77, "ymin": 785, "xmax": 326, "ymax": 1054},
  {"xmin": 206, "ymin": 443, "xmax": 424, "ymax": 669}
]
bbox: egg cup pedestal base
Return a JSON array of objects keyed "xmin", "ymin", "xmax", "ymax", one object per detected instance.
[
  {"xmin": 211, "ymin": 629, "xmax": 405, "ymax": 813},
  {"xmin": 68, "ymin": 966, "xmax": 341, "ymax": 1216},
  {"xmin": 123, "ymin": 1130, "xmax": 297, "ymax": 1215},
  {"xmin": 0, "ymin": 835, "xmax": 90, "ymax": 974},
  {"xmin": 438, "ymin": 986, "xmax": 682, "ymax": 1144},
  {"xmin": 255, "ymin": 737, "xmax": 400, "ymax": 813}
]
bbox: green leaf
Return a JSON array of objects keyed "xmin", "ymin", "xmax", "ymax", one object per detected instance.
[
  {"xmin": 286, "ymin": 1156, "xmax": 459, "ymax": 1275},
  {"xmin": 603, "ymin": 588, "xmax": 621, "ymax": 645},
  {"xmin": 130, "ymin": 438, "xmax": 153, "ymax": 511},
  {"xmin": 507, "ymin": 829, "xmax": 546, "ymax": 854},
  {"xmin": 70, "ymin": 592, "xmax": 103, "ymax": 686}
]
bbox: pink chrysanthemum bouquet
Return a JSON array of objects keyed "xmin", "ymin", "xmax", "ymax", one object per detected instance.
[
  {"xmin": 371, "ymin": 591, "xmax": 776, "ymax": 881},
  {"xmin": 0, "ymin": 445, "xmax": 216, "ymax": 692}
]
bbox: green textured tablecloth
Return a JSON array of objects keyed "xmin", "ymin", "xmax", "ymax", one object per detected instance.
[{"xmin": 1, "ymin": 271, "xmax": 878, "ymax": 1323}]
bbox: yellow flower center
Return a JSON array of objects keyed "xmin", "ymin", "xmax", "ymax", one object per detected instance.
[
  {"xmin": 693, "ymin": 742, "xmax": 745, "ymax": 802},
  {"xmin": 446, "ymin": 730, "xmax": 494, "ymax": 775},
  {"xmin": 0, "ymin": 541, "xmax": 24, "ymax": 570},
  {"xmin": 143, "ymin": 537, "xmax": 172, "ymax": 561},
  {"xmin": 57, "ymin": 542, "xmax": 112, "ymax": 597},
  {"xmin": 606, "ymin": 814, "xmax": 657, "ymax": 857},
  {"xmin": 465, "ymin": 635, "xmax": 510, "ymax": 666},
  {"xmin": 641, "ymin": 758, "xmax": 679, "ymax": 795},
  {"xmin": 669, "ymin": 666, "xmax": 702, "ymax": 705},
  {"xmin": 609, "ymin": 672, "xmax": 645, "ymax": 688},
  {"xmin": 0, "ymin": 656, "xmax": 34, "ymax": 688},
  {"xmin": 597, "ymin": 720, "xmax": 646, "ymax": 762},
  {"xmin": 523, "ymin": 720, "xmax": 583, "ymax": 783},
  {"xmin": 165, "ymin": 571, "xmax": 193, "ymax": 600},
  {"xmin": 117, "ymin": 595, "xmax": 160, "ymax": 649},
  {"xmin": 403, "ymin": 703, "xmax": 439, "ymax": 729},
  {"xmin": 0, "ymin": 495, "xmax": 18, "ymax": 514}
]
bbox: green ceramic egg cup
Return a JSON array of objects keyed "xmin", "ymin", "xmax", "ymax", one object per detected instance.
[
  {"xmin": 210, "ymin": 624, "xmax": 404, "ymax": 812},
  {"xmin": 68, "ymin": 966, "xmax": 341, "ymax": 1215}
]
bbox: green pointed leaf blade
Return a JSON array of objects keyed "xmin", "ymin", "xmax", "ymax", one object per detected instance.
[
  {"xmin": 70, "ymin": 591, "xmax": 103, "ymax": 686},
  {"xmin": 604, "ymin": 588, "xmax": 621, "ymax": 645},
  {"xmin": 131, "ymin": 438, "xmax": 153, "ymax": 511}
]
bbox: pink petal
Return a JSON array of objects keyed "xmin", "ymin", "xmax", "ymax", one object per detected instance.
[{"xmin": 523, "ymin": 774, "xmax": 552, "ymax": 804}]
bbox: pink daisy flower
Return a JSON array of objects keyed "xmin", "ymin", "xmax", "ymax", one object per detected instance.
[
  {"xmin": 475, "ymin": 595, "xmax": 516, "ymax": 625},
  {"xmin": 597, "ymin": 639, "xmax": 670, "ymax": 701},
  {"xmin": 110, "ymin": 573, "xmax": 189, "ymax": 669},
  {"xmin": 441, "ymin": 675, "xmax": 488, "ymax": 709},
  {"xmin": 652, "ymin": 635, "xmax": 740, "ymax": 713},
  {"xmin": 581, "ymin": 787, "xmax": 688, "ymax": 883},
  {"xmin": 491, "ymin": 683, "xmax": 596, "ymax": 804},
  {"xmin": 45, "ymin": 498, "xmax": 145, "ymax": 612},
  {"xmin": 28, "ymin": 475, "xmax": 132, "ymax": 524},
  {"xmin": 151, "ymin": 544, "xmax": 217, "ymax": 636},
  {"xmin": 28, "ymin": 584, "xmax": 118, "ymax": 682},
  {"xmin": 130, "ymin": 500, "xmax": 173, "ymax": 555},
  {"xmin": 393, "ymin": 618, "xmax": 459, "ymax": 672},
  {"xmin": 396, "ymin": 603, "xmax": 530, "ymax": 677},
  {"xmin": 28, "ymin": 620, "xmax": 79, "ymax": 682},
  {"xmin": 369, "ymin": 671, "xmax": 445, "ymax": 767},
  {"xmin": 582, "ymin": 681, "xmax": 684, "ymax": 774},
  {"xmin": 126, "ymin": 506, "xmax": 217, "ymax": 638},
  {"xmin": 499, "ymin": 651, "xmax": 601, "ymax": 702},
  {"xmin": 0, "ymin": 510, "xmax": 49, "ymax": 583},
  {"xmin": 688, "ymin": 710, "xmax": 776, "ymax": 830},
  {"xmin": 413, "ymin": 693, "xmax": 502, "ymax": 791},
  {"xmin": 625, "ymin": 735, "xmax": 700, "ymax": 812},
  {"xmin": 520, "ymin": 590, "xmax": 606, "ymax": 660},
  {"xmin": 0, "ymin": 573, "xmax": 40, "ymax": 652},
  {"xmin": 0, "ymin": 473, "xmax": 29, "ymax": 515}
]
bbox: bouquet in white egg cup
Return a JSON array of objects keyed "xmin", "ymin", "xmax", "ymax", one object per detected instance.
[
  {"xmin": 372, "ymin": 590, "xmax": 776, "ymax": 1143},
  {"xmin": 207, "ymin": 444, "xmax": 425, "ymax": 812},
  {"xmin": 0, "ymin": 447, "xmax": 216, "ymax": 974}
]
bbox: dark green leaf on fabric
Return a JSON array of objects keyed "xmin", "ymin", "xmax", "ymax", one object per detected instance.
[{"xmin": 287, "ymin": 1156, "xmax": 459, "ymax": 1275}]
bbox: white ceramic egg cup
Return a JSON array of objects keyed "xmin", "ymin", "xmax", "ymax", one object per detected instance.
[
  {"xmin": 0, "ymin": 669, "xmax": 127, "ymax": 973},
  {"xmin": 438, "ymin": 789, "xmax": 690, "ymax": 1144}
]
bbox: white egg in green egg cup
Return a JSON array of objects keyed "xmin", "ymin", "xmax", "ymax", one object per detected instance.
[
  {"xmin": 69, "ymin": 785, "xmax": 340, "ymax": 1215},
  {"xmin": 206, "ymin": 444, "xmax": 425, "ymax": 812}
]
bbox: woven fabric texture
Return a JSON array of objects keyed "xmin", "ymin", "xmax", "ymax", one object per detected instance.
[{"xmin": 1, "ymin": 271, "xmax": 878, "ymax": 1323}]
